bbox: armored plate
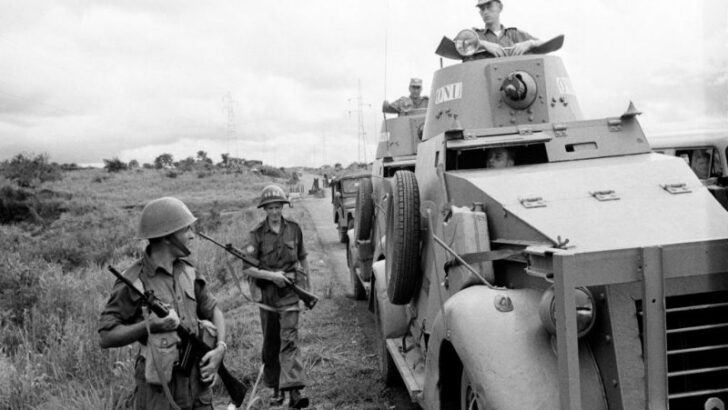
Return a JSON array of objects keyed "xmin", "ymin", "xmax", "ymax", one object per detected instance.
[{"xmin": 445, "ymin": 153, "xmax": 728, "ymax": 253}]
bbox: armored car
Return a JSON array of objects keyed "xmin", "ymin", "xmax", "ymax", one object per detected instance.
[{"xmin": 354, "ymin": 30, "xmax": 728, "ymax": 410}]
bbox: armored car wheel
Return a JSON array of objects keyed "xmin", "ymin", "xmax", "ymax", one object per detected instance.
[
  {"xmin": 347, "ymin": 243, "xmax": 367, "ymax": 300},
  {"xmin": 386, "ymin": 170, "xmax": 421, "ymax": 305},
  {"xmin": 354, "ymin": 177, "xmax": 374, "ymax": 241}
]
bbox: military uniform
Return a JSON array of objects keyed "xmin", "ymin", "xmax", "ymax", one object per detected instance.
[
  {"xmin": 385, "ymin": 95, "xmax": 430, "ymax": 115},
  {"xmin": 475, "ymin": 25, "xmax": 536, "ymax": 48},
  {"xmin": 98, "ymin": 252, "xmax": 218, "ymax": 410},
  {"xmin": 247, "ymin": 216, "xmax": 308, "ymax": 391}
]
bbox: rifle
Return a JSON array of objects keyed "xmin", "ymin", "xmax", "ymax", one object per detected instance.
[
  {"xmin": 106, "ymin": 266, "xmax": 247, "ymax": 407},
  {"xmin": 197, "ymin": 232, "xmax": 319, "ymax": 310}
]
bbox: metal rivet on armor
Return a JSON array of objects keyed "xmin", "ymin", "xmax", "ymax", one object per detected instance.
[
  {"xmin": 612, "ymin": 379, "xmax": 618, "ymax": 387},
  {"xmin": 494, "ymin": 294, "xmax": 514, "ymax": 312},
  {"xmin": 605, "ymin": 335, "xmax": 612, "ymax": 344}
]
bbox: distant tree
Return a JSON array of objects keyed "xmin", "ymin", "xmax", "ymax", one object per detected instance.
[
  {"xmin": 154, "ymin": 153, "xmax": 174, "ymax": 169},
  {"xmin": 142, "ymin": 163, "xmax": 154, "ymax": 169},
  {"xmin": 1, "ymin": 153, "xmax": 62, "ymax": 188},
  {"xmin": 220, "ymin": 153, "xmax": 230, "ymax": 167},
  {"xmin": 103, "ymin": 157, "xmax": 128, "ymax": 173},
  {"xmin": 60, "ymin": 163, "xmax": 79, "ymax": 171},
  {"xmin": 334, "ymin": 163, "xmax": 342, "ymax": 171},
  {"xmin": 177, "ymin": 156, "xmax": 196, "ymax": 172},
  {"xmin": 128, "ymin": 159, "xmax": 140, "ymax": 169}
]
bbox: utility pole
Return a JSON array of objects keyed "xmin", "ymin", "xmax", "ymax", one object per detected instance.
[
  {"xmin": 222, "ymin": 92, "xmax": 237, "ymax": 157},
  {"xmin": 348, "ymin": 80, "xmax": 371, "ymax": 165}
]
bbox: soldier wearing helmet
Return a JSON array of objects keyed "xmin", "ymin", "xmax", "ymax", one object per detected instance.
[
  {"xmin": 98, "ymin": 197, "xmax": 227, "ymax": 410},
  {"xmin": 474, "ymin": 0, "xmax": 544, "ymax": 57},
  {"xmin": 241, "ymin": 185, "xmax": 310, "ymax": 409},
  {"xmin": 382, "ymin": 78, "xmax": 430, "ymax": 116}
]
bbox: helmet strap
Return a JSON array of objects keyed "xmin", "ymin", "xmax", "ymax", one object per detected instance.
[{"xmin": 166, "ymin": 234, "xmax": 191, "ymax": 257}]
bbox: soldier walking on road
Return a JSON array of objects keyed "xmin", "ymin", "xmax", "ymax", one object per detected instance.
[
  {"xmin": 98, "ymin": 197, "xmax": 227, "ymax": 410},
  {"xmin": 242, "ymin": 185, "xmax": 311, "ymax": 409},
  {"xmin": 382, "ymin": 78, "xmax": 429, "ymax": 115}
]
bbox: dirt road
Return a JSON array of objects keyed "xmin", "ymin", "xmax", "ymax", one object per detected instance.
[{"xmin": 288, "ymin": 177, "xmax": 418, "ymax": 410}]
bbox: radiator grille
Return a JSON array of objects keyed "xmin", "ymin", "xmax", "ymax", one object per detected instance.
[{"xmin": 638, "ymin": 290, "xmax": 728, "ymax": 410}]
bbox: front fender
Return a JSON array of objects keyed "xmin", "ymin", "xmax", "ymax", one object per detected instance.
[
  {"xmin": 424, "ymin": 286, "xmax": 606, "ymax": 410},
  {"xmin": 370, "ymin": 260, "xmax": 407, "ymax": 338}
]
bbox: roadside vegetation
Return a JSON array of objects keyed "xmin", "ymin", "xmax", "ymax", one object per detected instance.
[{"xmin": 0, "ymin": 153, "xmax": 392, "ymax": 410}]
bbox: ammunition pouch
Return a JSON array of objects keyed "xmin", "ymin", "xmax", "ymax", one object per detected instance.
[{"xmin": 143, "ymin": 331, "xmax": 181, "ymax": 385}]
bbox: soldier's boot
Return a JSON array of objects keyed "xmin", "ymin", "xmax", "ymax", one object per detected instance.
[
  {"xmin": 288, "ymin": 389, "xmax": 309, "ymax": 409},
  {"xmin": 269, "ymin": 388, "xmax": 285, "ymax": 406}
]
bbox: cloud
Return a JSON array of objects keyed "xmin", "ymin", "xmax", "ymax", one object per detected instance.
[{"xmin": 0, "ymin": 0, "xmax": 725, "ymax": 166}]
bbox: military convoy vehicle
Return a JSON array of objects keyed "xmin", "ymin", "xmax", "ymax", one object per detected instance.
[
  {"xmin": 348, "ymin": 29, "xmax": 728, "ymax": 410},
  {"xmin": 331, "ymin": 172, "xmax": 370, "ymax": 243},
  {"xmin": 347, "ymin": 105, "xmax": 426, "ymax": 300},
  {"xmin": 648, "ymin": 129, "xmax": 728, "ymax": 210}
]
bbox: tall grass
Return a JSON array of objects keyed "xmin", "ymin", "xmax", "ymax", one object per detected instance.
[{"xmin": 0, "ymin": 168, "xmax": 274, "ymax": 409}]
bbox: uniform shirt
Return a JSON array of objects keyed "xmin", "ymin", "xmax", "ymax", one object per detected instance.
[
  {"xmin": 475, "ymin": 25, "xmax": 536, "ymax": 48},
  {"xmin": 248, "ymin": 216, "xmax": 307, "ymax": 273},
  {"xmin": 385, "ymin": 95, "xmax": 429, "ymax": 115},
  {"xmin": 98, "ymin": 249, "xmax": 217, "ymax": 339},
  {"xmin": 246, "ymin": 217, "xmax": 307, "ymax": 305}
]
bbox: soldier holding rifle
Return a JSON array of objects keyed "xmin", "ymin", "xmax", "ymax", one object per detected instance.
[
  {"xmin": 98, "ymin": 197, "xmax": 231, "ymax": 410},
  {"xmin": 242, "ymin": 185, "xmax": 310, "ymax": 409}
]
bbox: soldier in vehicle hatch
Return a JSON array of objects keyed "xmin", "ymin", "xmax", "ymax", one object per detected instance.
[
  {"xmin": 486, "ymin": 147, "xmax": 516, "ymax": 168},
  {"xmin": 382, "ymin": 78, "xmax": 429, "ymax": 116},
  {"xmin": 475, "ymin": 0, "xmax": 545, "ymax": 57}
]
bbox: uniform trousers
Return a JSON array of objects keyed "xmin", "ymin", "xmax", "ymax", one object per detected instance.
[{"xmin": 259, "ymin": 307, "xmax": 305, "ymax": 390}]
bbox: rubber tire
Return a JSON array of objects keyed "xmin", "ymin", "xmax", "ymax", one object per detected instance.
[
  {"xmin": 347, "ymin": 243, "xmax": 367, "ymax": 300},
  {"xmin": 386, "ymin": 170, "xmax": 421, "ymax": 305},
  {"xmin": 374, "ymin": 284, "xmax": 401, "ymax": 386},
  {"xmin": 354, "ymin": 177, "xmax": 374, "ymax": 241}
]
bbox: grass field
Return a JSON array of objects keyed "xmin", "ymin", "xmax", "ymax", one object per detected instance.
[{"xmin": 0, "ymin": 167, "xmax": 399, "ymax": 410}]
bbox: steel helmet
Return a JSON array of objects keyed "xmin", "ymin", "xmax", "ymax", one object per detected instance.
[
  {"xmin": 137, "ymin": 197, "xmax": 197, "ymax": 239},
  {"xmin": 257, "ymin": 185, "xmax": 290, "ymax": 208}
]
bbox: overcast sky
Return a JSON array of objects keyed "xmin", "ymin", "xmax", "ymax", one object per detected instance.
[{"xmin": 1, "ymin": 0, "xmax": 726, "ymax": 167}]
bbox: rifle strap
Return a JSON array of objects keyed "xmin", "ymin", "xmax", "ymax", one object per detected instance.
[{"xmin": 144, "ymin": 308, "xmax": 182, "ymax": 410}]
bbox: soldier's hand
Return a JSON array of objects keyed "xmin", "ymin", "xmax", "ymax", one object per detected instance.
[
  {"xmin": 480, "ymin": 40, "xmax": 506, "ymax": 57},
  {"xmin": 511, "ymin": 40, "xmax": 534, "ymax": 56},
  {"xmin": 199, "ymin": 347, "xmax": 224, "ymax": 384},
  {"xmin": 147, "ymin": 308, "xmax": 180, "ymax": 333},
  {"xmin": 270, "ymin": 271, "xmax": 292, "ymax": 288}
]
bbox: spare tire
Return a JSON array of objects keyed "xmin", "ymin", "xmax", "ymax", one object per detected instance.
[
  {"xmin": 354, "ymin": 177, "xmax": 374, "ymax": 241},
  {"xmin": 386, "ymin": 170, "xmax": 421, "ymax": 305}
]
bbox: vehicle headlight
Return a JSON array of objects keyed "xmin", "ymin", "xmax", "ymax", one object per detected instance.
[
  {"xmin": 454, "ymin": 29, "xmax": 480, "ymax": 57},
  {"xmin": 539, "ymin": 286, "xmax": 596, "ymax": 338}
]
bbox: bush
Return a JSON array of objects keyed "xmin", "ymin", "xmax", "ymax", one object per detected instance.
[
  {"xmin": 0, "ymin": 185, "xmax": 67, "ymax": 225},
  {"xmin": 259, "ymin": 165, "xmax": 287, "ymax": 178},
  {"xmin": 102, "ymin": 158, "xmax": 128, "ymax": 173},
  {"xmin": 1, "ymin": 153, "xmax": 62, "ymax": 188}
]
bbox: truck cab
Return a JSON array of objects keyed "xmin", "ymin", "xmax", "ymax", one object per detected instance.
[{"xmin": 648, "ymin": 129, "xmax": 728, "ymax": 209}]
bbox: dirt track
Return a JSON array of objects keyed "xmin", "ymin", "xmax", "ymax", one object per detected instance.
[{"xmin": 291, "ymin": 176, "xmax": 418, "ymax": 410}]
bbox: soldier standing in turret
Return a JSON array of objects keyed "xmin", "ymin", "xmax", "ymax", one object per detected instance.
[
  {"xmin": 242, "ymin": 185, "xmax": 310, "ymax": 409},
  {"xmin": 382, "ymin": 78, "xmax": 429, "ymax": 115},
  {"xmin": 475, "ymin": 0, "xmax": 544, "ymax": 57}
]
